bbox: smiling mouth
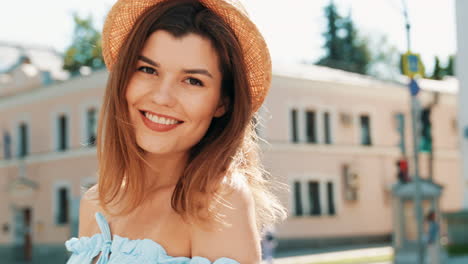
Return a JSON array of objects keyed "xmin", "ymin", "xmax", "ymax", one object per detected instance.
[{"xmin": 139, "ymin": 110, "xmax": 184, "ymax": 125}]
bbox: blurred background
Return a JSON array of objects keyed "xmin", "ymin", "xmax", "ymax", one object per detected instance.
[{"xmin": 0, "ymin": 0, "xmax": 467, "ymax": 263}]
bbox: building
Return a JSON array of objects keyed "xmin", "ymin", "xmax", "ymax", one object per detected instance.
[
  {"xmin": 261, "ymin": 62, "xmax": 462, "ymax": 249},
  {"xmin": 0, "ymin": 44, "xmax": 98, "ymax": 262},
  {"xmin": 0, "ymin": 53, "xmax": 463, "ymax": 260}
]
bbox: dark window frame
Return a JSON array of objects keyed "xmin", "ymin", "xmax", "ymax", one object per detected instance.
[
  {"xmin": 291, "ymin": 109, "xmax": 299, "ymax": 143},
  {"xmin": 293, "ymin": 181, "xmax": 303, "ymax": 216},
  {"xmin": 308, "ymin": 181, "xmax": 321, "ymax": 216},
  {"xmin": 86, "ymin": 108, "xmax": 97, "ymax": 146},
  {"xmin": 327, "ymin": 182, "xmax": 336, "ymax": 215},
  {"xmin": 57, "ymin": 187, "xmax": 69, "ymax": 225},
  {"xmin": 3, "ymin": 131, "xmax": 12, "ymax": 160},
  {"xmin": 57, "ymin": 114, "xmax": 68, "ymax": 151},
  {"xmin": 306, "ymin": 110, "xmax": 317, "ymax": 143},
  {"xmin": 18, "ymin": 123, "xmax": 28, "ymax": 158},
  {"xmin": 360, "ymin": 115, "xmax": 372, "ymax": 146},
  {"xmin": 324, "ymin": 112, "xmax": 331, "ymax": 144}
]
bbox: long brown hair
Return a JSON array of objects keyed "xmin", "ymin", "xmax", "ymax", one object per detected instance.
[{"xmin": 97, "ymin": 0, "xmax": 286, "ymax": 231}]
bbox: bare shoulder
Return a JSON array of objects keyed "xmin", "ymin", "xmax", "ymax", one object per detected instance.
[
  {"xmin": 190, "ymin": 178, "xmax": 261, "ymax": 264},
  {"xmin": 78, "ymin": 184, "xmax": 102, "ymax": 237}
]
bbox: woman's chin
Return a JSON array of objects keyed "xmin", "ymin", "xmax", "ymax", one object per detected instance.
[{"xmin": 138, "ymin": 143, "xmax": 186, "ymax": 158}]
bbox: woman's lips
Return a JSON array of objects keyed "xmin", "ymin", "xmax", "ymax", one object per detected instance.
[
  {"xmin": 140, "ymin": 111, "xmax": 183, "ymax": 132},
  {"xmin": 139, "ymin": 109, "xmax": 183, "ymax": 122}
]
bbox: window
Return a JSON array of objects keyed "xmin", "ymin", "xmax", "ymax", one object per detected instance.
[
  {"xmin": 58, "ymin": 115, "xmax": 68, "ymax": 151},
  {"xmin": 294, "ymin": 180, "xmax": 337, "ymax": 217},
  {"xmin": 360, "ymin": 115, "xmax": 372, "ymax": 146},
  {"xmin": 306, "ymin": 110, "xmax": 317, "ymax": 143},
  {"xmin": 57, "ymin": 187, "xmax": 69, "ymax": 224},
  {"xmin": 324, "ymin": 112, "xmax": 331, "ymax": 144},
  {"xmin": 395, "ymin": 113, "xmax": 406, "ymax": 154},
  {"xmin": 308, "ymin": 181, "xmax": 321, "ymax": 216},
  {"xmin": 291, "ymin": 109, "xmax": 299, "ymax": 143},
  {"xmin": 327, "ymin": 182, "xmax": 336, "ymax": 215},
  {"xmin": 86, "ymin": 108, "xmax": 97, "ymax": 146},
  {"xmin": 18, "ymin": 123, "xmax": 28, "ymax": 158},
  {"xmin": 293, "ymin": 181, "xmax": 303, "ymax": 216},
  {"xmin": 3, "ymin": 131, "xmax": 11, "ymax": 159}
]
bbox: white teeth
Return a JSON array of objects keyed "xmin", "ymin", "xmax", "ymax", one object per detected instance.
[{"xmin": 144, "ymin": 112, "xmax": 180, "ymax": 125}]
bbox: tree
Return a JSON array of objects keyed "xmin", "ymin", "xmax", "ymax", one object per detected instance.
[
  {"xmin": 323, "ymin": 1, "xmax": 342, "ymax": 62},
  {"xmin": 63, "ymin": 13, "xmax": 104, "ymax": 75},
  {"xmin": 341, "ymin": 15, "xmax": 371, "ymax": 74},
  {"xmin": 316, "ymin": 2, "xmax": 371, "ymax": 75},
  {"xmin": 367, "ymin": 34, "xmax": 401, "ymax": 81},
  {"xmin": 445, "ymin": 55, "xmax": 455, "ymax": 76},
  {"xmin": 431, "ymin": 56, "xmax": 444, "ymax": 80}
]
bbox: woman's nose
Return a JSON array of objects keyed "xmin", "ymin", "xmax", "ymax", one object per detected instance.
[{"xmin": 150, "ymin": 77, "xmax": 177, "ymax": 107}]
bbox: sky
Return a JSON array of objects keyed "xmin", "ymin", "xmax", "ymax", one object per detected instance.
[{"xmin": 0, "ymin": 0, "xmax": 457, "ymax": 73}]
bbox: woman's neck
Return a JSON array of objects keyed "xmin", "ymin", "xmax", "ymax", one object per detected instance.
[{"xmin": 142, "ymin": 151, "xmax": 189, "ymax": 191}]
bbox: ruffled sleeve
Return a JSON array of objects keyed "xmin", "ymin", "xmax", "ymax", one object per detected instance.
[
  {"xmin": 65, "ymin": 234, "xmax": 104, "ymax": 264},
  {"xmin": 64, "ymin": 212, "xmax": 241, "ymax": 264}
]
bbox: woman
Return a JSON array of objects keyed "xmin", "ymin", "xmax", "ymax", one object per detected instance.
[{"xmin": 65, "ymin": 0, "xmax": 286, "ymax": 263}]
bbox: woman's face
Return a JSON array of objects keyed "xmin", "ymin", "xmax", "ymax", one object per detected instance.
[{"xmin": 126, "ymin": 30, "xmax": 226, "ymax": 158}]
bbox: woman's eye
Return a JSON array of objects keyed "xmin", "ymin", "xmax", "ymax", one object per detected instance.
[
  {"xmin": 137, "ymin": 66, "xmax": 156, "ymax": 75},
  {"xmin": 185, "ymin": 78, "xmax": 203, "ymax": 86}
]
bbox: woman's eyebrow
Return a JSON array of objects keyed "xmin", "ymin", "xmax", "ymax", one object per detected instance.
[
  {"xmin": 182, "ymin": 68, "xmax": 213, "ymax": 79},
  {"xmin": 138, "ymin": 55, "xmax": 213, "ymax": 79},
  {"xmin": 138, "ymin": 55, "xmax": 160, "ymax": 67}
]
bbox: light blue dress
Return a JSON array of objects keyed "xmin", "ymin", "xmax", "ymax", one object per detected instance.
[{"xmin": 65, "ymin": 212, "xmax": 240, "ymax": 264}]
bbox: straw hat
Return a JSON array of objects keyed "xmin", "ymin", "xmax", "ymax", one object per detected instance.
[{"xmin": 102, "ymin": 0, "xmax": 272, "ymax": 113}]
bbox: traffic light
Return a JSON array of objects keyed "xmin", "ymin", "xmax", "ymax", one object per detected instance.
[
  {"xmin": 397, "ymin": 158, "xmax": 410, "ymax": 183},
  {"xmin": 420, "ymin": 108, "xmax": 432, "ymax": 152}
]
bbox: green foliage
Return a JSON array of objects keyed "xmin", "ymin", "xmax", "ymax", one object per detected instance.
[
  {"xmin": 446, "ymin": 55, "xmax": 455, "ymax": 76},
  {"xmin": 431, "ymin": 56, "xmax": 443, "ymax": 80},
  {"xmin": 322, "ymin": 2, "xmax": 341, "ymax": 61},
  {"xmin": 367, "ymin": 34, "xmax": 401, "ymax": 80},
  {"xmin": 63, "ymin": 13, "xmax": 104, "ymax": 75},
  {"xmin": 316, "ymin": 2, "xmax": 371, "ymax": 75},
  {"xmin": 428, "ymin": 55, "xmax": 455, "ymax": 80},
  {"xmin": 446, "ymin": 244, "xmax": 468, "ymax": 256}
]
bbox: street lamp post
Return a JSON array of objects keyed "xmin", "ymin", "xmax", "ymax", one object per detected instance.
[{"xmin": 402, "ymin": 1, "xmax": 425, "ymax": 263}]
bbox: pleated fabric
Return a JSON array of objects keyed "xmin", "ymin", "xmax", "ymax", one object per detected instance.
[{"xmin": 65, "ymin": 212, "xmax": 239, "ymax": 264}]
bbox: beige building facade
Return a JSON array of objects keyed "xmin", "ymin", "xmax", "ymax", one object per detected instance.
[
  {"xmin": 0, "ymin": 58, "xmax": 463, "ymax": 259},
  {"xmin": 262, "ymin": 63, "xmax": 462, "ymax": 249}
]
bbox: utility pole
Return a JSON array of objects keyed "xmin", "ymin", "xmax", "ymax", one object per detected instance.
[{"xmin": 402, "ymin": 0, "xmax": 425, "ymax": 263}]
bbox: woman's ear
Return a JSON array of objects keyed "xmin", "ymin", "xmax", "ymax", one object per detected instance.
[{"xmin": 214, "ymin": 96, "xmax": 229, "ymax": 117}]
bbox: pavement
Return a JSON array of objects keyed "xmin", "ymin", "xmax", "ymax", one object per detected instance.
[
  {"xmin": 4, "ymin": 243, "xmax": 468, "ymax": 264},
  {"xmin": 265, "ymin": 244, "xmax": 468, "ymax": 264},
  {"xmin": 271, "ymin": 244, "xmax": 393, "ymax": 264},
  {"xmin": 449, "ymin": 255, "xmax": 468, "ymax": 264}
]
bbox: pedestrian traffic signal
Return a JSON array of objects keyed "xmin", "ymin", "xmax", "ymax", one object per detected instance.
[
  {"xmin": 420, "ymin": 108, "xmax": 432, "ymax": 152},
  {"xmin": 397, "ymin": 159, "xmax": 410, "ymax": 183}
]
